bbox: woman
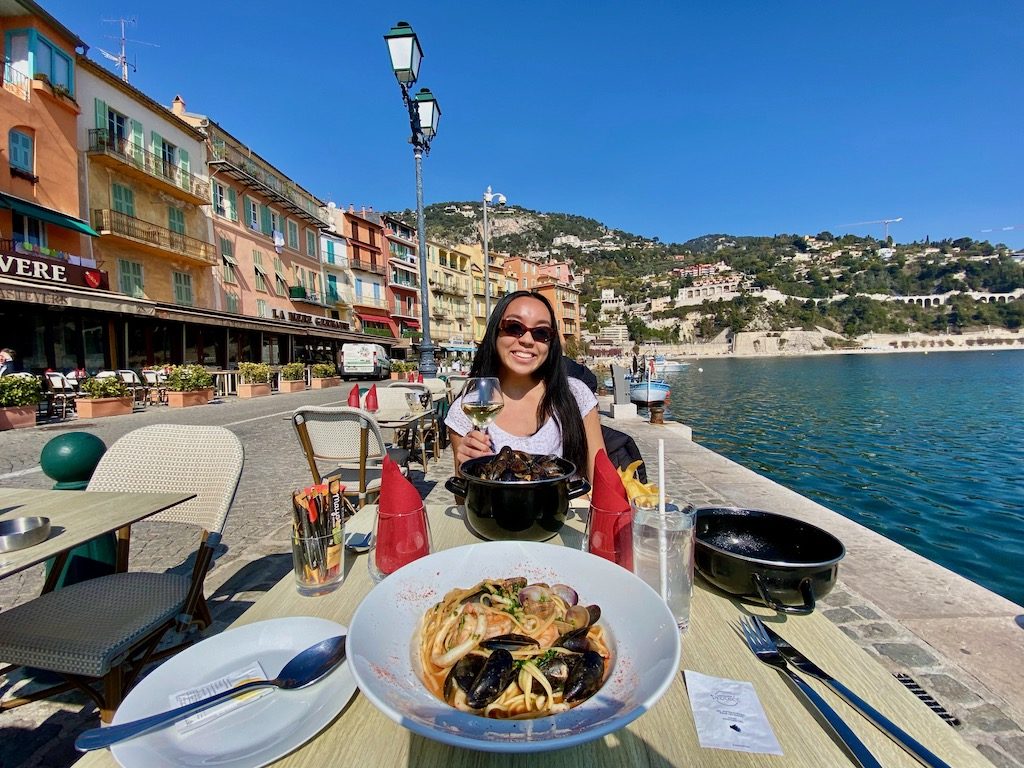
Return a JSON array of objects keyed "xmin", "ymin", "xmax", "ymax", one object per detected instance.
[{"xmin": 446, "ymin": 291, "xmax": 605, "ymax": 480}]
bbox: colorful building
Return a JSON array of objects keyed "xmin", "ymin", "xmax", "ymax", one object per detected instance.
[
  {"xmin": 1, "ymin": 2, "xmax": 109, "ymax": 372},
  {"xmin": 426, "ymin": 240, "xmax": 473, "ymax": 355},
  {"xmin": 342, "ymin": 207, "xmax": 396, "ymax": 339},
  {"xmin": 381, "ymin": 213, "xmax": 420, "ymax": 350}
]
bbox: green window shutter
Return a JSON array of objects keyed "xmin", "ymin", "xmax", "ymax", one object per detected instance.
[
  {"xmin": 112, "ymin": 183, "xmax": 135, "ymax": 217},
  {"xmin": 168, "ymin": 207, "xmax": 185, "ymax": 234},
  {"xmin": 130, "ymin": 120, "xmax": 143, "ymax": 149},
  {"xmin": 151, "ymin": 130, "xmax": 163, "ymax": 157},
  {"xmin": 94, "ymin": 98, "xmax": 106, "ymax": 130},
  {"xmin": 9, "ymin": 131, "xmax": 32, "ymax": 171},
  {"xmin": 259, "ymin": 205, "xmax": 271, "ymax": 235},
  {"xmin": 178, "ymin": 148, "xmax": 190, "ymax": 188},
  {"xmin": 227, "ymin": 187, "xmax": 238, "ymax": 221}
]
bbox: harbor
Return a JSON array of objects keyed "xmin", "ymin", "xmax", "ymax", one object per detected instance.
[{"xmin": 1, "ymin": 384, "xmax": 1022, "ymax": 767}]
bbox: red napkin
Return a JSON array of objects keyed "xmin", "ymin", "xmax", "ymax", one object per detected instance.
[
  {"xmin": 586, "ymin": 449, "xmax": 633, "ymax": 569},
  {"xmin": 347, "ymin": 384, "xmax": 361, "ymax": 408},
  {"xmin": 416, "ymin": 373, "xmax": 424, "ymax": 383},
  {"xmin": 365, "ymin": 384, "xmax": 378, "ymax": 412},
  {"xmin": 407, "ymin": 371, "xmax": 415, "ymax": 382},
  {"xmin": 374, "ymin": 456, "xmax": 430, "ymax": 575}
]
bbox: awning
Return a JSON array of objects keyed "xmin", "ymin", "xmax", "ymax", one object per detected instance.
[
  {"xmin": 355, "ymin": 312, "xmax": 398, "ymax": 337},
  {"xmin": 253, "ymin": 263, "xmax": 268, "ymax": 275},
  {"xmin": 0, "ymin": 191, "xmax": 99, "ymax": 237},
  {"xmin": 222, "ymin": 252, "xmax": 238, "ymax": 266},
  {"xmin": 442, "ymin": 343, "xmax": 477, "ymax": 353},
  {"xmin": 403, "ymin": 319, "xmax": 420, "ymax": 329}
]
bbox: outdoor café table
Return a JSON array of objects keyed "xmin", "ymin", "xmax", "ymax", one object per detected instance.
[
  {"xmin": 374, "ymin": 408, "xmax": 434, "ymax": 465},
  {"xmin": 0, "ymin": 488, "xmax": 196, "ymax": 592},
  {"xmin": 73, "ymin": 503, "xmax": 988, "ymax": 768}
]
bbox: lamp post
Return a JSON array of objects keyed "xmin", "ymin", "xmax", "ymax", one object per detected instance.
[
  {"xmin": 385, "ymin": 21, "xmax": 441, "ymax": 377},
  {"xmin": 481, "ymin": 186, "xmax": 506, "ymax": 319}
]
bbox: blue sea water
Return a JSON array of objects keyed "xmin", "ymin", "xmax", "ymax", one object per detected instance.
[{"xmin": 660, "ymin": 350, "xmax": 1024, "ymax": 606}]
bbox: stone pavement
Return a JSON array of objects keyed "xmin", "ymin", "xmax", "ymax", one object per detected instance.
[{"xmin": 0, "ymin": 391, "xmax": 1020, "ymax": 766}]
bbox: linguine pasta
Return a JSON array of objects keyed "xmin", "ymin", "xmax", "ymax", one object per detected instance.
[{"xmin": 418, "ymin": 577, "xmax": 611, "ymax": 719}]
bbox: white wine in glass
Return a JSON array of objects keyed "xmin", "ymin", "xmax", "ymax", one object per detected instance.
[{"xmin": 462, "ymin": 377, "xmax": 504, "ymax": 433}]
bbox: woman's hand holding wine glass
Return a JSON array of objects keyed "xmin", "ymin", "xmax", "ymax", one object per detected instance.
[{"xmin": 455, "ymin": 377, "xmax": 503, "ymax": 466}]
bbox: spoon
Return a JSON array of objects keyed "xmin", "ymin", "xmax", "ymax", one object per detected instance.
[{"xmin": 75, "ymin": 635, "xmax": 347, "ymax": 752}]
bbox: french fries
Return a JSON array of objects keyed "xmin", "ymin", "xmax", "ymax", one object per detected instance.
[{"xmin": 617, "ymin": 460, "xmax": 658, "ymax": 499}]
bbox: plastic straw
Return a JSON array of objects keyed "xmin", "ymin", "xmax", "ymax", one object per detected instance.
[{"xmin": 657, "ymin": 439, "xmax": 669, "ymax": 601}]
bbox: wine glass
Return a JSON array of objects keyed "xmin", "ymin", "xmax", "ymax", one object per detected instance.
[{"xmin": 461, "ymin": 377, "xmax": 504, "ymax": 434}]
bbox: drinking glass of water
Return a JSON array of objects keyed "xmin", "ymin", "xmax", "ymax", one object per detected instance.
[
  {"xmin": 631, "ymin": 494, "xmax": 695, "ymax": 632},
  {"xmin": 461, "ymin": 377, "xmax": 503, "ymax": 434}
]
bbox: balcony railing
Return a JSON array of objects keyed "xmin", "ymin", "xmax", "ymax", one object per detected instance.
[
  {"xmin": 353, "ymin": 294, "xmax": 388, "ymax": 309},
  {"xmin": 88, "ymin": 130, "xmax": 210, "ymax": 203},
  {"xmin": 389, "ymin": 278, "xmax": 419, "ymax": 290},
  {"xmin": 209, "ymin": 140, "xmax": 328, "ymax": 227},
  {"xmin": 350, "ymin": 258, "xmax": 385, "ymax": 275},
  {"xmin": 321, "ymin": 249, "xmax": 349, "ymax": 268},
  {"xmin": 391, "ymin": 302, "xmax": 419, "ymax": 318},
  {"xmin": 2, "ymin": 64, "xmax": 30, "ymax": 101},
  {"xmin": 92, "ymin": 209, "xmax": 215, "ymax": 265}
]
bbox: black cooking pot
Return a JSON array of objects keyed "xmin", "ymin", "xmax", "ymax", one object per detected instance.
[
  {"xmin": 445, "ymin": 455, "xmax": 590, "ymax": 542},
  {"xmin": 694, "ymin": 507, "xmax": 845, "ymax": 615}
]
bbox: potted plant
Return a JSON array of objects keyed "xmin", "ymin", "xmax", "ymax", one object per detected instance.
[
  {"xmin": 77, "ymin": 376, "xmax": 134, "ymax": 418},
  {"xmin": 237, "ymin": 362, "xmax": 272, "ymax": 398},
  {"xmin": 279, "ymin": 362, "xmax": 307, "ymax": 393},
  {"xmin": 0, "ymin": 375, "xmax": 41, "ymax": 430},
  {"xmin": 390, "ymin": 361, "xmax": 408, "ymax": 380},
  {"xmin": 165, "ymin": 364, "xmax": 214, "ymax": 408},
  {"xmin": 310, "ymin": 363, "xmax": 339, "ymax": 389}
]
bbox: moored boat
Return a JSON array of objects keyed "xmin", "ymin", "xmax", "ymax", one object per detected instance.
[{"xmin": 630, "ymin": 377, "xmax": 671, "ymax": 405}]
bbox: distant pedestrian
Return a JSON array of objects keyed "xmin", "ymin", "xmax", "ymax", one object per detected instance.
[{"xmin": 0, "ymin": 348, "xmax": 16, "ymax": 377}]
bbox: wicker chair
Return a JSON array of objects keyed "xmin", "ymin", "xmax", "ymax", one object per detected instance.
[
  {"xmin": 0, "ymin": 424, "xmax": 244, "ymax": 722},
  {"xmin": 292, "ymin": 406, "xmax": 410, "ymax": 508},
  {"xmin": 44, "ymin": 371, "xmax": 77, "ymax": 419}
]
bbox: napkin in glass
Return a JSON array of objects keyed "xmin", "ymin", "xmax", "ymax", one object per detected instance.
[
  {"xmin": 373, "ymin": 456, "xmax": 429, "ymax": 576},
  {"xmin": 347, "ymin": 384, "xmax": 361, "ymax": 408},
  {"xmin": 365, "ymin": 384, "xmax": 378, "ymax": 412},
  {"xmin": 586, "ymin": 449, "xmax": 633, "ymax": 568}
]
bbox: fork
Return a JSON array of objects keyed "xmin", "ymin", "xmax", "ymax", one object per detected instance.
[{"xmin": 740, "ymin": 616, "xmax": 883, "ymax": 768}]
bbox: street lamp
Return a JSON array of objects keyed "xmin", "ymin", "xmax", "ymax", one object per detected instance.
[
  {"xmin": 385, "ymin": 21, "xmax": 442, "ymax": 377},
  {"xmin": 482, "ymin": 186, "xmax": 506, "ymax": 319}
]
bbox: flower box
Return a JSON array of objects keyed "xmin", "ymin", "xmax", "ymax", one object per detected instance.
[
  {"xmin": 238, "ymin": 382, "xmax": 272, "ymax": 399},
  {"xmin": 311, "ymin": 377, "xmax": 340, "ymax": 390},
  {"xmin": 0, "ymin": 405, "xmax": 36, "ymax": 430},
  {"xmin": 279, "ymin": 379, "xmax": 307, "ymax": 393},
  {"xmin": 77, "ymin": 397, "xmax": 133, "ymax": 419},
  {"xmin": 167, "ymin": 388, "xmax": 214, "ymax": 408}
]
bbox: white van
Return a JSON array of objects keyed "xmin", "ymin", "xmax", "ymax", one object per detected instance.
[{"xmin": 341, "ymin": 343, "xmax": 391, "ymax": 380}]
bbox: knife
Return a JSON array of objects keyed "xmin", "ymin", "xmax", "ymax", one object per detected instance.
[{"xmin": 759, "ymin": 622, "xmax": 953, "ymax": 768}]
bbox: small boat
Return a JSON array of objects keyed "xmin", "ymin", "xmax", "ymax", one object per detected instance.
[
  {"xmin": 630, "ymin": 377, "xmax": 671, "ymax": 405},
  {"xmin": 654, "ymin": 355, "xmax": 689, "ymax": 374},
  {"xmin": 630, "ymin": 358, "xmax": 671, "ymax": 405}
]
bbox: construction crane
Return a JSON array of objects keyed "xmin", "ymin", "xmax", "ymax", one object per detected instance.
[{"xmin": 839, "ymin": 217, "xmax": 904, "ymax": 241}]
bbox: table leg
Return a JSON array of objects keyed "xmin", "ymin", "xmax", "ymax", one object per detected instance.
[{"xmin": 115, "ymin": 525, "xmax": 132, "ymax": 572}]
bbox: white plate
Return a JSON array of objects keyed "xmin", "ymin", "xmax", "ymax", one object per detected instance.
[
  {"xmin": 111, "ymin": 617, "xmax": 355, "ymax": 768},
  {"xmin": 347, "ymin": 541, "xmax": 681, "ymax": 752}
]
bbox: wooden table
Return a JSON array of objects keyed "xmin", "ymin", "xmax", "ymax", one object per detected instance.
[
  {"xmin": 0, "ymin": 488, "xmax": 196, "ymax": 591},
  {"xmin": 74, "ymin": 504, "xmax": 988, "ymax": 767}
]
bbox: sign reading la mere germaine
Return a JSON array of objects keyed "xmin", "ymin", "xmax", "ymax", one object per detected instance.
[{"xmin": 0, "ymin": 249, "xmax": 110, "ymax": 291}]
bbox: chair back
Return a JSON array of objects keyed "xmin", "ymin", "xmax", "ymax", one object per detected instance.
[
  {"xmin": 292, "ymin": 406, "xmax": 390, "ymax": 484},
  {"xmin": 117, "ymin": 369, "xmax": 143, "ymax": 386},
  {"xmin": 389, "ymin": 382, "xmax": 433, "ymax": 413},
  {"xmin": 142, "ymin": 370, "xmax": 160, "ymax": 385},
  {"xmin": 45, "ymin": 371, "xmax": 73, "ymax": 393},
  {"xmin": 87, "ymin": 424, "xmax": 243, "ymax": 535},
  {"xmin": 373, "ymin": 387, "xmax": 412, "ymax": 411},
  {"xmin": 421, "ymin": 377, "xmax": 447, "ymax": 397},
  {"xmin": 447, "ymin": 374, "xmax": 469, "ymax": 399},
  {"xmin": 95, "ymin": 370, "xmax": 117, "ymax": 379}
]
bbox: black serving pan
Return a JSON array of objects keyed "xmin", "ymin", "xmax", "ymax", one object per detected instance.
[
  {"xmin": 694, "ymin": 506, "xmax": 845, "ymax": 615},
  {"xmin": 445, "ymin": 454, "xmax": 590, "ymax": 542}
]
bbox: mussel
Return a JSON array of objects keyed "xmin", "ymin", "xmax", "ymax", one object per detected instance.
[
  {"xmin": 532, "ymin": 653, "xmax": 572, "ymax": 692},
  {"xmin": 564, "ymin": 650, "xmax": 605, "ymax": 703},
  {"xmin": 443, "ymin": 653, "xmax": 486, "ymax": 704},
  {"xmin": 479, "ymin": 633, "xmax": 538, "ymax": 651},
  {"xmin": 555, "ymin": 626, "xmax": 591, "ymax": 653},
  {"xmin": 468, "ymin": 448, "xmax": 568, "ymax": 482},
  {"xmin": 465, "ymin": 649, "xmax": 517, "ymax": 709}
]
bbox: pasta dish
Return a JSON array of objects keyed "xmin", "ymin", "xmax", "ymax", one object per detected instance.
[{"xmin": 418, "ymin": 578, "xmax": 611, "ymax": 719}]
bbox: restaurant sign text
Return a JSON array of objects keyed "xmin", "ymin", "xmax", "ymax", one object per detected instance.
[{"xmin": 0, "ymin": 250, "xmax": 110, "ymax": 291}]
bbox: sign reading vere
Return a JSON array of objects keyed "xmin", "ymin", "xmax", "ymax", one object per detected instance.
[{"xmin": 0, "ymin": 249, "xmax": 110, "ymax": 290}]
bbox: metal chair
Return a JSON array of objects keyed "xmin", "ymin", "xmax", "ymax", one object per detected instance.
[
  {"xmin": 447, "ymin": 374, "xmax": 469, "ymax": 402},
  {"xmin": 142, "ymin": 370, "xmax": 168, "ymax": 405},
  {"xmin": 0, "ymin": 424, "xmax": 244, "ymax": 722},
  {"xmin": 117, "ymin": 369, "xmax": 149, "ymax": 406},
  {"xmin": 292, "ymin": 406, "xmax": 411, "ymax": 509},
  {"xmin": 44, "ymin": 371, "xmax": 77, "ymax": 419}
]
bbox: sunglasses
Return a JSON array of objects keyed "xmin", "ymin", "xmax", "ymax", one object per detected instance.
[{"xmin": 499, "ymin": 319, "xmax": 555, "ymax": 345}]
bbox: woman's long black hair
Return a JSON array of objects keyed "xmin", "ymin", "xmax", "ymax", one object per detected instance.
[{"xmin": 469, "ymin": 290, "xmax": 587, "ymax": 473}]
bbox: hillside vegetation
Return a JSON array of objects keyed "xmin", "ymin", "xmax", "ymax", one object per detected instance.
[{"xmin": 388, "ymin": 204, "xmax": 1024, "ymax": 336}]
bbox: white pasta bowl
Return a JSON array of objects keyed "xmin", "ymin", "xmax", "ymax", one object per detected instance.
[{"xmin": 346, "ymin": 540, "xmax": 681, "ymax": 752}]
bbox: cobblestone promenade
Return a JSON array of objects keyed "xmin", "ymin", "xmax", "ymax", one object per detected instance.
[{"xmin": 0, "ymin": 389, "xmax": 1021, "ymax": 767}]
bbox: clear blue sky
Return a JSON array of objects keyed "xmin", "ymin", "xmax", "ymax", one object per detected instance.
[{"xmin": 48, "ymin": 0, "xmax": 1024, "ymax": 248}]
